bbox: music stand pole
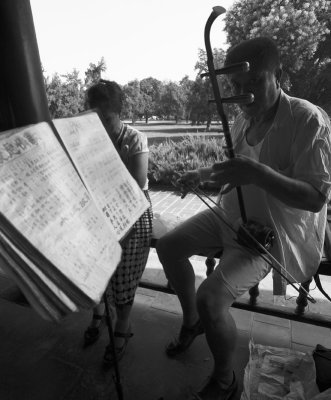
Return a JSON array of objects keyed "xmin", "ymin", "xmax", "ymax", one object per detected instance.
[{"xmin": 103, "ymin": 294, "xmax": 124, "ymax": 400}]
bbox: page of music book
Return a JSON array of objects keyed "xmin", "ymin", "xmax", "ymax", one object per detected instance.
[
  {"xmin": 53, "ymin": 112, "xmax": 149, "ymax": 241},
  {"xmin": 0, "ymin": 233, "xmax": 78, "ymax": 321},
  {"xmin": 0, "ymin": 122, "xmax": 122, "ymax": 303}
]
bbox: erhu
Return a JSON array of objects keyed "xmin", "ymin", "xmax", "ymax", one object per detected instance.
[{"xmin": 181, "ymin": 6, "xmax": 316, "ymax": 303}]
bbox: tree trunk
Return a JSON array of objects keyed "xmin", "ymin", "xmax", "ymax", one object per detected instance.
[{"xmin": 206, "ymin": 115, "xmax": 211, "ymax": 132}]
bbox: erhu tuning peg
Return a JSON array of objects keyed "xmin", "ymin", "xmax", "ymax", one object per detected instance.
[
  {"xmin": 201, "ymin": 62, "xmax": 250, "ymax": 79},
  {"xmin": 209, "ymin": 93, "xmax": 254, "ymax": 105}
]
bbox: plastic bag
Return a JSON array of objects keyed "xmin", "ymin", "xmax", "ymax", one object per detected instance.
[
  {"xmin": 313, "ymin": 344, "xmax": 331, "ymax": 392},
  {"xmin": 241, "ymin": 341, "xmax": 331, "ymax": 400}
]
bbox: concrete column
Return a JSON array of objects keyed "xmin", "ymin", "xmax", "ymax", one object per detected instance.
[{"xmin": 0, "ymin": 0, "xmax": 50, "ymax": 129}]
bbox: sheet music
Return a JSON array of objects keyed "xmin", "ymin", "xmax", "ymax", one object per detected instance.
[
  {"xmin": 53, "ymin": 112, "xmax": 149, "ymax": 241},
  {"xmin": 0, "ymin": 122, "xmax": 121, "ymax": 303},
  {"xmin": 0, "ymin": 233, "xmax": 78, "ymax": 321}
]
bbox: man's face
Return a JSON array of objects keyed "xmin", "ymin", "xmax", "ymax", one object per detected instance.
[{"xmin": 228, "ymin": 66, "xmax": 280, "ymax": 120}]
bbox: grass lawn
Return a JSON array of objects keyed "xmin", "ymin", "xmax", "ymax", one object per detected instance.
[{"xmin": 125, "ymin": 120, "xmax": 224, "ymax": 146}]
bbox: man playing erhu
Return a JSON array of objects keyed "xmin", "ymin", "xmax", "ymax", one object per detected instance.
[{"xmin": 156, "ymin": 37, "xmax": 331, "ymax": 399}]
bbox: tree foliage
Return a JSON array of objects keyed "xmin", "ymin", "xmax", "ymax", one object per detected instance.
[
  {"xmin": 44, "ymin": 70, "xmax": 84, "ymax": 118},
  {"xmin": 44, "ymin": 58, "xmax": 106, "ymax": 118},
  {"xmin": 224, "ymin": 0, "xmax": 331, "ymax": 109},
  {"xmin": 191, "ymin": 47, "xmax": 238, "ymax": 124},
  {"xmin": 139, "ymin": 77, "xmax": 162, "ymax": 123},
  {"xmin": 122, "ymin": 80, "xmax": 145, "ymax": 123},
  {"xmin": 43, "ymin": 4, "xmax": 331, "ymax": 123},
  {"xmin": 225, "ymin": 0, "xmax": 330, "ymax": 71},
  {"xmin": 159, "ymin": 81, "xmax": 186, "ymax": 122}
]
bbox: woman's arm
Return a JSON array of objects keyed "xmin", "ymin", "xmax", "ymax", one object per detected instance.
[{"xmin": 127, "ymin": 152, "xmax": 149, "ymax": 189}]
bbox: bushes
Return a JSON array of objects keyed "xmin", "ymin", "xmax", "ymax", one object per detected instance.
[{"xmin": 148, "ymin": 135, "xmax": 225, "ymax": 186}]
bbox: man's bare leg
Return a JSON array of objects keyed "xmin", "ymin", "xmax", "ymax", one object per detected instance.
[
  {"xmin": 157, "ymin": 240, "xmax": 199, "ymax": 327},
  {"xmin": 196, "ymin": 277, "xmax": 238, "ymax": 397}
]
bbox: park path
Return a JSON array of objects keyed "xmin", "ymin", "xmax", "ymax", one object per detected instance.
[{"xmin": 149, "ymin": 186, "xmax": 216, "ymax": 221}]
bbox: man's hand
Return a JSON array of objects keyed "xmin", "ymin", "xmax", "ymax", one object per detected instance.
[
  {"xmin": 175, "ymin": 170, "xmax": 201, "ymax": 197},
  {"xmin": 210, "ymin": 155, "xmax": 262, "ymax": 194}
]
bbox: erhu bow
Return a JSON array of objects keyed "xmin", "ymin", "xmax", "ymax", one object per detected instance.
[{"xmin": 181, "ymin": 6, "xmax": 316, "ymax": 303}]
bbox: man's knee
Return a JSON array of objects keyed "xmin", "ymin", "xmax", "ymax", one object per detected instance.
[{"xmin": 196, "ymin": 279, "xmax": 233, "ymax": 319}]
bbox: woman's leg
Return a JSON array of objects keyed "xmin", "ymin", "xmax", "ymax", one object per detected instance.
[
  {"xmin": 89, "ymin": 303, "xmax": 105, "ymax": 327},
  {"xmin": 113, "ymin": 302, "xmax": 132, "ymax": 347}
]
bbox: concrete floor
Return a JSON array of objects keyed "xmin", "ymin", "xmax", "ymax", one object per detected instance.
[{"xmin": 1, "ymin": 251, "xmax": 331, "ymax": 400}]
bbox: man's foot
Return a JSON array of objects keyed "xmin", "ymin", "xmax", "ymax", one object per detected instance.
[
  {"xmin": 192, "ymin": 372, "xmax": 238, "ymax": 400},
  {"xmin": 166, "ymin": 319, "xmax": 204, "ymax": 357}
]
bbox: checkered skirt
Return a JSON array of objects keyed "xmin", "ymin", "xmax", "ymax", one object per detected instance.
[{"xmin": 105, "ymin": 190, "xmax": 153, "ymax": 305}]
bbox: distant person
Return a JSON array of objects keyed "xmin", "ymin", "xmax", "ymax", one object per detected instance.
[
  {"xmin": 156, "ymin": 37, "xmax": 331, "ymax": 399},
  {"xmin": 84, "ymin": 80, "xmax": 153, "ymax": 368}
]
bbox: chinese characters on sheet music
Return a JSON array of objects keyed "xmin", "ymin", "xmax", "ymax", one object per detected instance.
[
  {"xmin": 0, "ymin": 122, "xmax": 121, "ymax": 301},
  {"xmin": 53, "ymin": 112, "xmax": 149, "ymax": 240}
]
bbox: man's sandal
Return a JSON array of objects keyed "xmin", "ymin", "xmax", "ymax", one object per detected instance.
[
  {"xmin": 103, "ymin": 329, "xmax": 133, "ymax": 368},
  {"xmin": 192, "ymin": 372, "xmax": 238, "ymax": 400},
  {"xmin": 83, "ymin": 313, "xmax": 104, "ymax": 348},
  {"xmin": 166, "ymin": 319, "xmax": 204, "ymax": 357}
]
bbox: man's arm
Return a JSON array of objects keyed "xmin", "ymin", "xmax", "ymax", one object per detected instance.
[{"xmin": 211, "ymin": 156, "xmax": 326, "ymax": 212}]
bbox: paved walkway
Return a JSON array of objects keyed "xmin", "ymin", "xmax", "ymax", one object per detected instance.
[{"xmin": 149, "ymin": 186, "xmax": 215, "ymax": 220}]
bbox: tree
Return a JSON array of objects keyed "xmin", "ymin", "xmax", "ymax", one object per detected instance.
[
  {"xmin": 224, "ymin": 0, "xmax": 331, "ymax": 109},
  {"xmin": 159, "ymin": 81, "xmax": 185, "ymax": 122},
  {"xmin": 44, "ymin": 70, "xmax": 84, "ymax": 118},
  {"xmin": 62, "ymin": 69, "xmax": 84, "ymax": 116},
  {"xmin": 194, "ymin": 47, "xmax": 226, "ymax": 76},
  {"xmin": 44, "ymin": 58, "xmax": 107, "ymax": 118},
  {"xmin": 84, "ymin": 57, "xmax": 107, "ymax": 89},
  {"xmin": 187, "ymin": 78, "xmax": 213, "ymax": 126},
  {"xmin": 122, "ymin": 80, "xmax": 144, "ymax": 123},
  {"xmin": 179, "ymin": 76, "xmax": 195, "ymax": 122},
  {"xmin": 139, "ymin": 77, "xmax": 162, "ymax": 123},
  {"xmin": 192, "ymin": 48, "xmax": 237, "ymax": 127}
]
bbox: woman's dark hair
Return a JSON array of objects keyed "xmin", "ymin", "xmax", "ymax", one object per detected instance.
[
  {"xmin": 87, "ymin": 79, "xmax": 123, "ymax": 114},
  {"xmin": 225, "ymin": 37, "xmax": 281, "ymax": 72}
]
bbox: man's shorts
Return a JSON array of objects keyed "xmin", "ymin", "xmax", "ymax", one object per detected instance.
[{"xmin": 161, "ymin": 207, "xmax": 271, "ymax": 299}]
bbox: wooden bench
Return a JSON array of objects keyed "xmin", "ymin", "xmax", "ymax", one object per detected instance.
[{"xmin": 139, "ymin": 238, "xmax": 331, "ymax": 329}]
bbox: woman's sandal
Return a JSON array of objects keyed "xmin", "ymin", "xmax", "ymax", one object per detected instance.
[
  {"xmin": 103, "ymin": 329, "xmax": 133, "ymax": 368},
  {"xmin": 83, "ymin": 313, "xmax": 105, "ymax": 348}
]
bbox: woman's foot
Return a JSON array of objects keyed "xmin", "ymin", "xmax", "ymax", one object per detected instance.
[
  {"xmin": 103, "ymin": 327, "xmax": 133, "ymax": 368},
  {"xmin": 83, "ymin": 313, "xmax": 104, "ymax": 348}
]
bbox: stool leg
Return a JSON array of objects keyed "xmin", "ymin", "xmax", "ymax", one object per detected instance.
[{"xmin": 295, "ymin": 279, "xmax": 312, "ymax": 315}]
